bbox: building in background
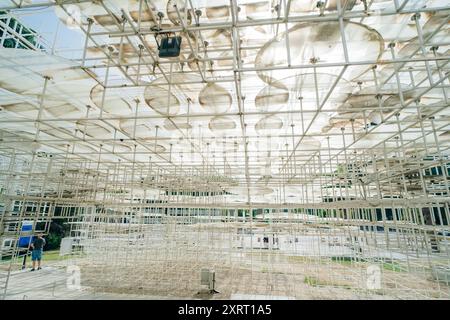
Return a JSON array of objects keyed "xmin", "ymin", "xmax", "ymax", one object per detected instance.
[{"xmin": 0, "ymin": 10, "xmax": 45, "ymax": 50}]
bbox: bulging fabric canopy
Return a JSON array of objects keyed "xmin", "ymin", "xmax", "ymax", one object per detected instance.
[{"xmin": 0, "ymin": 0, "xmax": 449, "ymax": 204}]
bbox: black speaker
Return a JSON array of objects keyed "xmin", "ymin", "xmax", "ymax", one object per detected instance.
[{"xmin": 158, "ymin": 36, "xmax": 182, "ymax": 58}]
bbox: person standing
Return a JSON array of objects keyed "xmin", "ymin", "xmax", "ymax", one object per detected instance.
[{"xmin": 30, "ymin": 233, "xmax": 46, "ymax": 271}]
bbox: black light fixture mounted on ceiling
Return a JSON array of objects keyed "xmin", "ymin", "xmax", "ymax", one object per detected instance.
[{"xmin": 152, "ymin": 11, "xmax": 182, "ymax": 58}]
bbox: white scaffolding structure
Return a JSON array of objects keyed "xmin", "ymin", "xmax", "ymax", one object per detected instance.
[{"xmin": 0, "ymin": 0, "xmax": 449, "ymax": 299}]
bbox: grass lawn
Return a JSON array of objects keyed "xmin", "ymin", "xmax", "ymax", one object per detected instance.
[
  {"xmin": 303, "ymin": 275, "xmax": 352, "ymax": 289},
  {"xmin": 382, "ymin": 262, "xmax": 404, "ymax": 272},
  {"xmin": 330, "ymin": 256, "xmax": 405, "ymax": 272},
  {"xmin": 41, "ymin": 250, "xmax": 70, "ymax": 261}
]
